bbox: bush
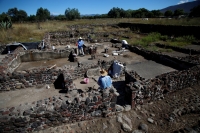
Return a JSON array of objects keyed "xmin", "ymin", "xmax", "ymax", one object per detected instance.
[{"xmin": 0, "ymin": 21, "xmax": 12, "ymax": 29}]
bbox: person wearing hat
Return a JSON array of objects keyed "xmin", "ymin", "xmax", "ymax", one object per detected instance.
[
  {"xmin": 77, "ymin": 37, "xmax": 84, "ymax": 56},
  {"xmin": 98, "ymin": 69, "xmax": 112, "ymax": 90}
]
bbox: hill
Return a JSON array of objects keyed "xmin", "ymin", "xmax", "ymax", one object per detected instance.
[{"xmin": 160, "ymin": 0, "xmax": 200, "ymax": 13}]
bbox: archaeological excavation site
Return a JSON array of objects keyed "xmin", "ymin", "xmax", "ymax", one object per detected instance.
[{"xmin": 0, "ymin": 23, "xmax": 200, "ymax": 133}]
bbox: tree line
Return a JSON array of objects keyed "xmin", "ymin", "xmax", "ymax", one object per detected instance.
[{"xmin": 0, "ymin": 5, "xmax": 200, "ymax": 23}]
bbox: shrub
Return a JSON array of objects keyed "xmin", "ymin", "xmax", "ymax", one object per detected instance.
[{"xmin": 0, "ymin": 21, "xmax": 12, "ymax": 29}]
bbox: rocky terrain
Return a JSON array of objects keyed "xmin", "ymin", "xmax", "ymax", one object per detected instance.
[{"xmin": 0, "ymin": 27, "xmax": 200, "ymax": 133}]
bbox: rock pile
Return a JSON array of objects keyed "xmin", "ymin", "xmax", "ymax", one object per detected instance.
[
  {"xmin": 178, "ymin": 55, "xmax": 200, "ymax": 65},
  {"xmin": 0, "ymin": 88, "xmax": 118, "ymax": 132},
  {"xmin": 125, "ymin": 65, "xmax": 200, "ymax": 108}
]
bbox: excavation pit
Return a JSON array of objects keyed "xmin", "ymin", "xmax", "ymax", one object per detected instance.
[{"xmin": 0, "ymin": 28, "xmax": 199, "ymax": 133}]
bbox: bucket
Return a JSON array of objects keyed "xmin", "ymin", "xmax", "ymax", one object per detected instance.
[{"xmin": 84, "ymin": 78, "xmax": 89, "ymax": 84}]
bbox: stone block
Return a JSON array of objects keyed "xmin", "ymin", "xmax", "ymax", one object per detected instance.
[{"xmin": 86, "ymin": 67, "xmax": 101, "ymax": 78}]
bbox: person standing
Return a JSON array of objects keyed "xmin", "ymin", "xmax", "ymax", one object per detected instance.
[{"xmin": 77, "ymin": 37, "xmax": 84, "ymax": 56}]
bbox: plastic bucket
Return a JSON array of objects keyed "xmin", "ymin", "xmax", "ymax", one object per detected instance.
[{"xmin": 84, "ymin": 78, "xmax": 89, "ymax": 84}]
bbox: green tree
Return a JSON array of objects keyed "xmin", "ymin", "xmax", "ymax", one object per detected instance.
[
  {"xmin": 132, "ymin": 8, "xmax": 149, "ymax": 18},
  {"xmin": 125, "ymin": 9, "xmax": 132, "ymax": 18},
  {"xmin": 132, "ymin": 10, "xmax": 142, "ymax": 18},
  {"xmin": 189, "ymin": 5, "xmax": 200, "ymax": 17},
  {"xmin": 147, "ymin": 12, "xmax": 154, "ymax": 18},
  {"xmin": 36, "ymin": 7, "xmax": 50, "ymax": 21},
  {"xmin": 7, "ymin": 7, "xmax": 18, "ymax": 21},
  {"xmin": 0, "ymin": 12, "xmax": 8, "ymax": 22},
  {"xmin": 27, "ymin": 15, "xmax": 37, "ymax": 22},
  {"xmin": 65, "ymin": 8, "xmax": 80, "ymax": 20},
  {"xmin": 120, "ymin": 9, "xmax": 126, "ymax": 18},
  {"xmin": 164, "ymin": 10, "xmax": 173, "ymax": 17},
  {"xmin": 100, "ymin": 14, "xmax": 108, "ymax": 18},
  {"xmin": 139, "ymin": 8, "xmax": 149, "ymax": 18},
  {"xmin": 17, "ymin": 10, "xmax": 28, "ymax": 22},
  {"xmin": 7, "ymin": 8, "xmax": 28, "ymax": 22},
  {"xmin": 55, "ymin": 15, "xmax": 66, "ymax": 20},
  {"xmin": 108, "ymin": 7, "xmax": 124, "ymax": 18},
  {"xmin": 151, "ymin": 10, "xmax": 162, "ymax": 17},
  {"xmin": 173, "ymin": 9, "xmax": 184, "ymax": 16}
]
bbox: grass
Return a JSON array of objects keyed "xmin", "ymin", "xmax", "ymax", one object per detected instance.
[
  {"xmin": 131, "ymin": 32, "xmax": 196, "ymax": 52},
  {"xmin": 0, "ymin": 18, "xmax": 199, "ymax": 46},
  {"xmin": 146, "ymin": 45, "xmax": 173, "ymax": 52},
  {"xmin": 133, "ymin": 32, "xmax": 162, "ymax": 47}
]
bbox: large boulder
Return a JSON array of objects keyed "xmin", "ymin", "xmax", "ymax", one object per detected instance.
[{"xmin": 86, "ymin": 67, "xmax": 101, "ymax": 77}]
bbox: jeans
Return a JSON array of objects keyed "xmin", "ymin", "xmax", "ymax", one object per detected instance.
[{"xmin": 78, "ymin": 47, "xmax": 84, "ymax": 55}]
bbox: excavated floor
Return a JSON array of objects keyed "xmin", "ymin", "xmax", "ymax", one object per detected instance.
[{"xmin": 0, "ymin": 42, "xmax": 179, "ymax": 109}]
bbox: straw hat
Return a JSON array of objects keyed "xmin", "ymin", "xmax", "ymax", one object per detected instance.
[
  {"xmin": 79, "ymin": 37, "xmax": 82, "ymax": 40},
  {"xmin": 100, "ymin": 69, "xmax": 108, "ymax": 76}
]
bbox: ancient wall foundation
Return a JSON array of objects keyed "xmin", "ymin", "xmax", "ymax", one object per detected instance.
[
  {"xmin": 0, "ymin": 89, "xmax": 117, "ymax": 132},
  {"xmin": 0, "ymin": 47, "xmax": 71, "ymax": 74},
  {"xmin": 124, "ymin": 45, "xmax": 200, "ymax": 109},
  {"xmin": 0, "ymin": 26, "xmax": 200, "ymax": 132},
  {"xmin": 118, "ymin": 23, "xmax": 200, "ymax": 39}
]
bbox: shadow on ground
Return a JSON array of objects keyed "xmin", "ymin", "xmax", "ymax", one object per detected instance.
[{"xmin": 113, "ymin": 80, "xmax": 127, "ymax": 106}]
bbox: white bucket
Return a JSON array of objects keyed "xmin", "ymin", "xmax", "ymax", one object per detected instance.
[
  {"xmin": 112, "ymin": 53, "xmax": 118, "ymax": 56},
  {"xmin": 104, "ymin": 54, "xmax": 109, "ymax": 57}
]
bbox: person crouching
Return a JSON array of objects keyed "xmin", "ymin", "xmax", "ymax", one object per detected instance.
[
  {"xmin": 98, "ymin": 69, "xmax": 112, "ymax": 90},
  {"xmin": 98, "ymin": 69, "xmax": 119, "ymax": 96}
]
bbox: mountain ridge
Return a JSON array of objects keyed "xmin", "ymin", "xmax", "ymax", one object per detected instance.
[{"xmin": 160, "ymin": 0, "xmax": 200, "ymax": 13}]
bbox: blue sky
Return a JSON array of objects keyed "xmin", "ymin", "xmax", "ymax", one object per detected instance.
[{"xmin": 0, "ymin": 0, "xmax": 196, "ymax": 16}]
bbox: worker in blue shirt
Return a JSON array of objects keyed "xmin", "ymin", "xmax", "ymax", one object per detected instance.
[
  {"xmin": 98, "ymin": 69, "xmax": 112, "ymax": 89},
  {"xmin": 77, "ymin": 37, "xmax": 84, "ymax": 56}
]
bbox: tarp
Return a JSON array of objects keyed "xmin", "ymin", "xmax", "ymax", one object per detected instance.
[
  {"xmin": 21, "ymin": 42, "xmax": 40, "ymax": 49},
  {"xmin": 111, "ymin": 60, "xmax": 124, "ymax": 78},
  {"xmin": 1, "ymin": 42, "xmax": 40, "ymax": 54}
]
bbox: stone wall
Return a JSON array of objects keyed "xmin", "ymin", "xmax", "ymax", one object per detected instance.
[
  {"xmin": 118, "ymin": 23, "xmax": 200, "ymax": 39},
  {"xmin": 124, "ymin": 46, "xmax": 200, "ymax": 109},
  {"xmin": 155, "ymin": 43, "xmax": 200, "ymax": 55},
  {"xmin": 48, "ymin": 31, "xmax": 128, "ymax": 46},
  {"xmin": 0, "ymin": 58, "xmax": 120, "ymax": 91},
  {"xmin": 0, "ymin": 67, "xmax": 69, "ymax": 91},
  {"xmin": 0, "ymin": 47, "xmax": 24, "ymax": 74},
  {"xmin": 125, "ymin": 65, "xmax": 200, "ymax": 108},
  {"xmin": 178, "ymin": 55, "xmax": 200, "ymax": 65},
  {"xmin": 0, "ymin": 47, "xmax": 71, "ymax": 74},
  {"xmin": 129, "ymin": 46, "xmax": 198, "ymax": 70},
  {"xmin": 0, "ymin": 45, "xmax": 6, "ymax": 54},
  {"xmin": 0, "ymin": 88, "xmax": 117, "ymax": 132},
  {"xmin": 20, "ymin": 50, "xmax": 71, "ymax": 62}
]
